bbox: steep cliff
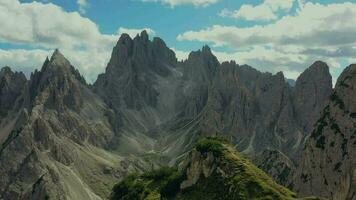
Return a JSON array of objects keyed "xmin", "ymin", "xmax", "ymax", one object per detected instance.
[
  {"xmin": 0, "ymin": 50, "xmax": 149, "ymax": 200},
  {"xmin": 294, "ymin": 64, "xmax": 356, "ymax": 200}
]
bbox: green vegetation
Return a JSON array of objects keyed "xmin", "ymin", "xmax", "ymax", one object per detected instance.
[
  {"xmin": 195, "ymin": 137, "xmax": 225, "ymax": 156},
  {"xmin": 111, "ymin": 137, "xmax": 324, "ymax": 200},
  {"xmin": 110, "ymin": 167, "xmax": 185, "ymax": 200}
]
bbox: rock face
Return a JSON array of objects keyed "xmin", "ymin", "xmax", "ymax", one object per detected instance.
[
  {"xmin": 253, "ymin": 149, "xmax": 296, "ymax": 186},
  {"xmin": 0, "ymin": 67, "xmax": 27, "ymax": 119},
  {"xmin": 293, "ymin": 65, "xmax": 356, "ymax": 200},
  {"xmin": 92, "ymin": 32, "xmax": 333, "ymax": 163},
  {"xmin": 200, "ymin": 61, "xmax": 332, "ymax": 161},
  {"xmin": 0, "ymin": 50, "xmax": 150, "ymax": 200},
  {"xmin": 294, "ymin": 61, "xmax": 333, "ymax": 140},
  {"xmin": 94, "ymin": 32, "xmax": 178, "ymax": 128}
]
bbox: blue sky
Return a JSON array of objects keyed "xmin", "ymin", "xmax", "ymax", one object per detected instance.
[{"xmin": 1, "ymin": 0, "xmax": 356, "ymax": 83}]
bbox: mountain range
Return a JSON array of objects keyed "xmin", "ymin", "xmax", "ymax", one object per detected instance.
[{"xmin": 0, "ymin": 31, "xmax": 354, "ymax": 200}]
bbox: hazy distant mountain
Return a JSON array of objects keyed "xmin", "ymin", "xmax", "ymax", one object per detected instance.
[
  {"xmin": 286, "ymin": 78, "xmax": 296, "ymax": 87},
  {"xmin": 0, "ymin": 31, "xmax": 353, "ymax": 199}
]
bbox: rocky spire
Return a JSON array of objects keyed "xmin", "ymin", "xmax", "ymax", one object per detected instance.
[
  {"xmin": 183, "ymin": 45, "xmax": 219, "ymax": 83},
  {"xmin": 0, "ymin": 67, "xmax": 27, "ymax": 118},
  {"xmin": 29, "ymin": 50, "xmax": 86, "ymax": 110},
  {"xmin": 93, "ymin": 30, "xmax": 177, "ymax": 111},
  {"xmin": 294, "ymin": 61, "xmax": 332, "ymax": 134}
]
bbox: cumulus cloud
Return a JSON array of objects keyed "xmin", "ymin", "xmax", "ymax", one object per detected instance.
[
  {"xmin": 171, "ymin": 48, "xmax": 189, "ymax": 61},
  {"xmin": 140, "ymin": 0, "xmax": 220, "ymax": 8},
  {"xmin": 0, "ymin": 0, "xmax": 117, "ymax": 50},
  {"xmin": 118, "ymin": 27, "xmax": 156, "ymax": 38},
  {"xmin": 77, "ymin": 0, "xmax": 88, "ymax": 14},
  {"xmin": 0, "ymin": 49, "xmax": 50, "ymax": 76},
  {"xmin": 0, "ymin": 0, "xmax": 121, "ymax": 82},
  {"xmin": 180, "ymin": 2, "xmax": 356, "ymax": 48},
  {"xmin": 178, "ymin": 1, "xmax": 356, "ymax": 79},
  {"xmin": 0, "ymin": 48, "xmax": 112, "ymax": 83},
  {"xmin": 220, "ymin": 0, "xmax": 295, "ymax": 21}
]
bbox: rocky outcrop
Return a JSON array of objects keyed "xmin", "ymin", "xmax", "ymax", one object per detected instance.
[
  {"xmin": 294, "ymin": 61, "xmax": 333, "ymax": 139},
  {"xmin": 111, "ymin": 138, "xmax": 324, "ymax": 200},
  {"xmin": 293, "ymin": 64, "xmax": 356, "ymax": 200},
  {"xmin": 0, "ymin": 67, "xmax": 27, "ymax": 118},
  {"xmin": 253, "ymin": 149, "xmax": 296, "ymax": 186},
  {"xmin": 199, "ymin": 61, "xmax": 332, "ymax": 162},
  {"xmin": 93, "ymin": 32, "xmax": 183, "ymax": 155}
]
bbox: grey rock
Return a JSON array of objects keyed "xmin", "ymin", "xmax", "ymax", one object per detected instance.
[{"xmin": 293, "ymin": 64, "xmax": 356, "ymax": 200}]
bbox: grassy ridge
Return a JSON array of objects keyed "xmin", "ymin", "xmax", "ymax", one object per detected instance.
[{"xmin": 110, "ymin": 137, "xmax": 325, "ymax": 200}]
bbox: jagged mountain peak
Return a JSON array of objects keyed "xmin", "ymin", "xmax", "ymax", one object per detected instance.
[
  {"xmin": 28, "ymin": 50, "xmax": 87, "ymax": 110},
  {"xmin": 50, "ymin": 49, "xmax": 67, "ymax": 63},
  {"xmin": 335, "ymin": 63, "xmax": 356, "ymax": 89},
  {"xmin": 41, "ymin": 49, "xmax": 72, "ymax": 74},
  {"xmin": 0, "ymin": 66, "xmax": 26, "ymax": 80},
  {"xmin": 133, "ymin": 30, "xmax": 149, "ymax": 42},
  {"xmin": 202, "ymin": 44, "xmax": 212, "ymax": 54},
  {"xmin": 187, "ymin": 45, "xmax": 215, "ymax": 60},
  {"xmin": 0, "ymin": 66, "xmax": 27, "ymax": 118},
  {"xmin": 107, "ymin": 31, "xmax": 176, "ymax": 74},
  {"xmin": 183, "ymin": 45, "xmax": 219, "ymax": 82},
  {"xmin": 0, "ymin": 66, "xmax": 12, "ymax": 75},
  {"xmin": 333, "ymin": 64, "xmax": 356, "ymax": 112},
  {"xmin": 293, "ymin": 61, "xmax": 332, "ymax": 139},
  {"xmin": 275, "ymin": 71, "xmax": 285, "ymax": 80},
  {"xmin": 310, "ymin": 60, "xmax": 328, "ymax": 67},
  {"xmin": 297, "ymin": 61, "xmax": 330, "ymax": 81},
  {"xmin": 37, "ymin": 50, "xmax": 86, "ymax": 84},
  {"xmin": 294, "ymin": 61, "xmax": 332, "ymax": 100}
]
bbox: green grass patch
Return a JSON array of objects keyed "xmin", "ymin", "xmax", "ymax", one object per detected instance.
[
  {"xmin": 195, "ymin": 137, "xmax": 225, "ymax": 156},
  {"xmin": 110, "ymin": 167, "xmax": 185, "ymax": 200}
]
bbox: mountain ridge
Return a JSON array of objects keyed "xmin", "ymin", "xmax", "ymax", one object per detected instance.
[{"xmin": 0, "ymin": 31, "xmax": 353, "ymax": 200}]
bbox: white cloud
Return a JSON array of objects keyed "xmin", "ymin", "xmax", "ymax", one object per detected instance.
[
  {"xmin": 77, "ymin": 0, "xmax": 88, "ymax": 14},
  {"xmin": 0, "ymin": 0, "xmax": 121, "ymax": 82},
  {"xmin": 184, "ymin": 2, "xmax": 356, "ymax": 48},
  {"xmin": 0, "ymin": 49, "xmax": 50, "ymax": 76},
  {"xmin": 212, "ymin": 46, "xmax": 341, "ymax": 80},
  {"xmin": 171, "ymin": 48, "xmax": 189, "ymax": 61},
  {"xmin": 118, "ymin": 27, "xmax": 156, "ymax": 38},
  {"xmin": 140, "ymin": 0, "xmax": 220, "ymax": 8},
  {"xmin": 219, "ymin": 0, "xmax": 295, "ymax": 21},
  {"xmin": 0, "ymin": 48, "xmax": 112, "ymax": 83},
  {"xmin": 179, "ymin": 1, "xmax": 356, "ymax": 79},
  {"xmin": 0, "ymin": 0, "xmax": 117, "ymax": 50}
]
